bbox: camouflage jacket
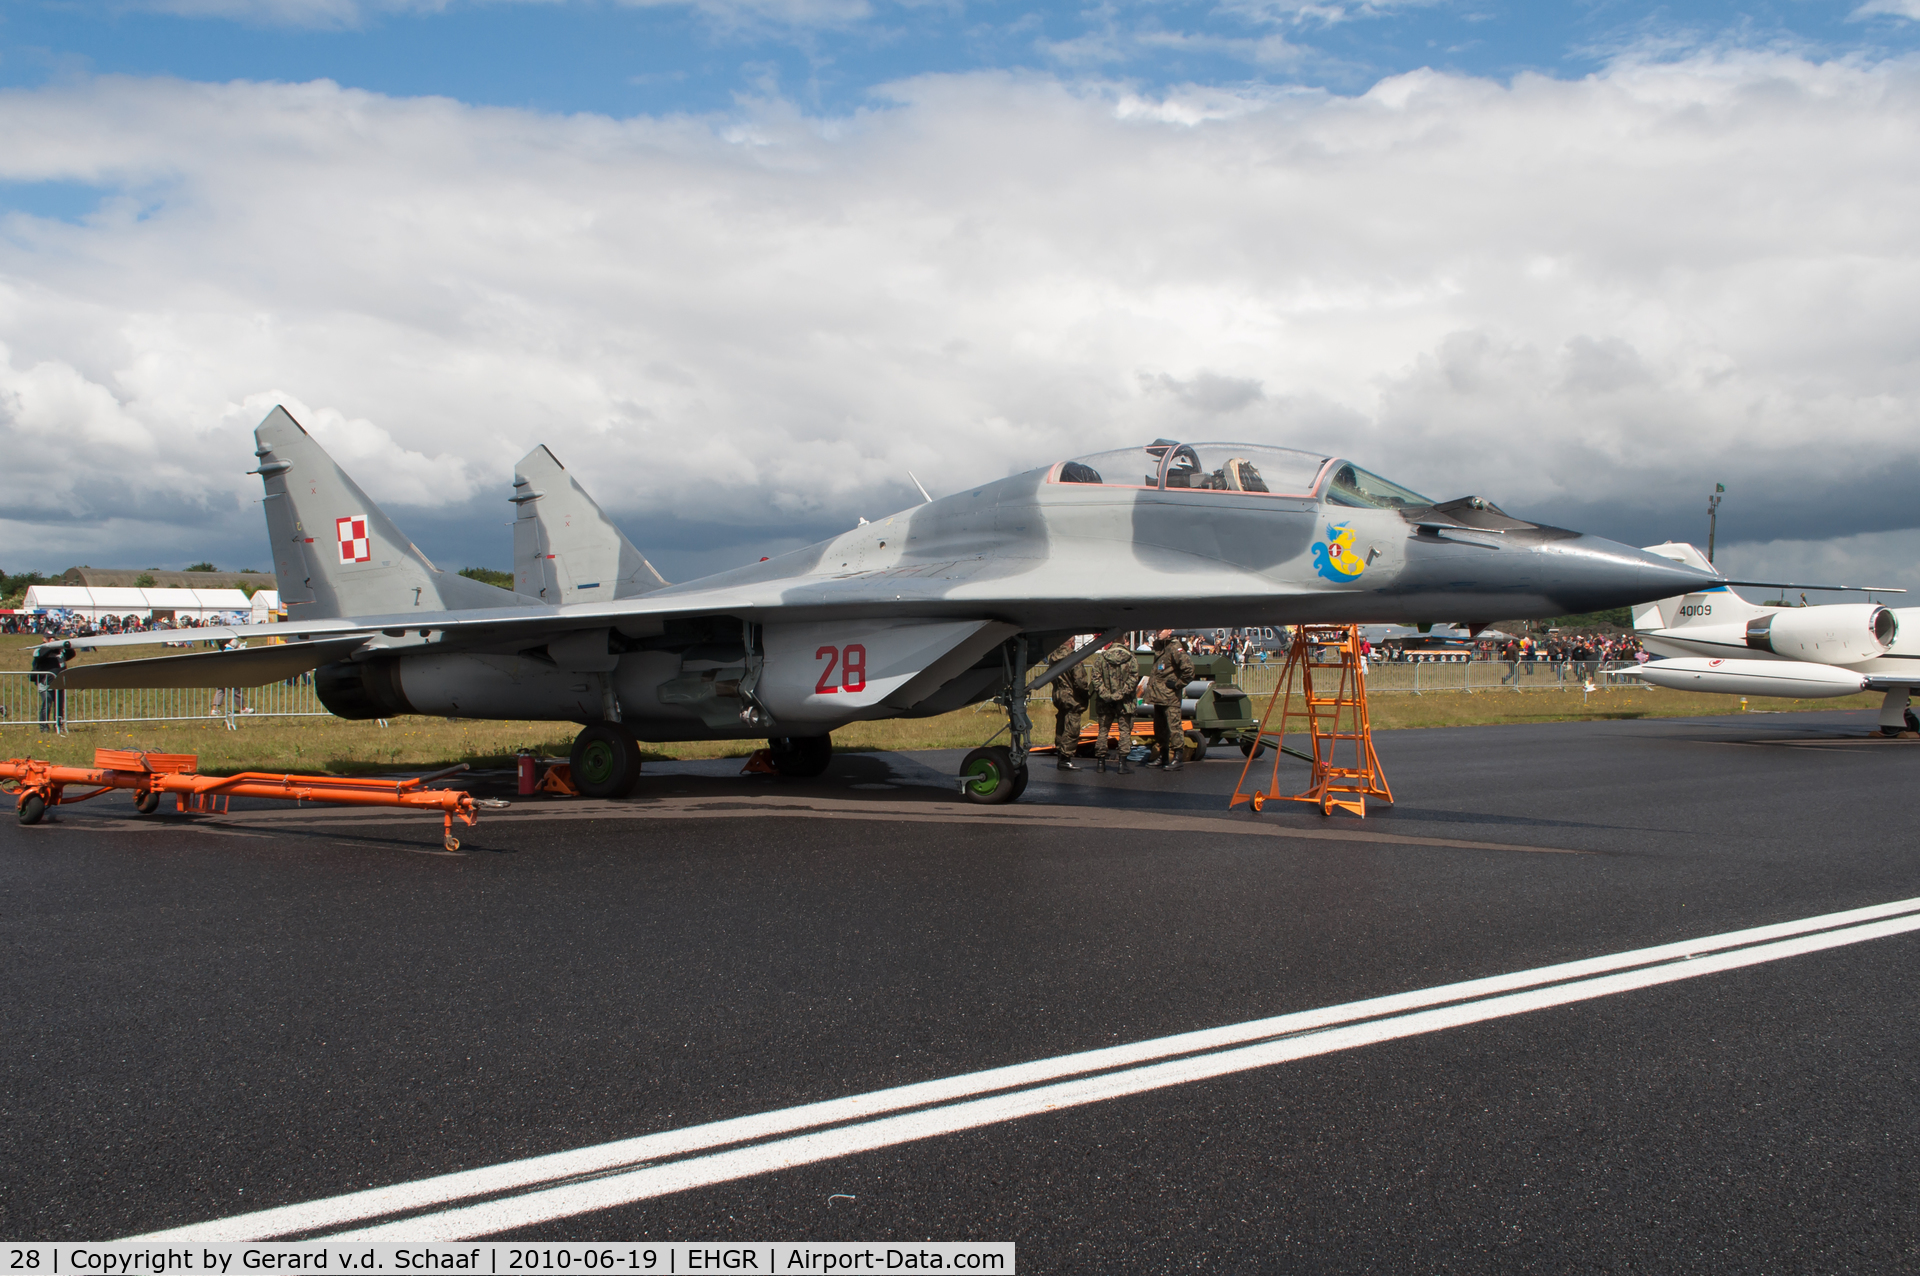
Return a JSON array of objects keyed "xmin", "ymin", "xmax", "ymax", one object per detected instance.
[
  {"xmin": 1142, "ymin": 638, "xmax": 1195, "ymax": 707},
  {"xmin": 1088, "ymin": 645, "xmax": 1141, "ymax": 705},
  {"xmin": 1046, "ymin": 640, "xmax": 1092, "ymax": 708}
]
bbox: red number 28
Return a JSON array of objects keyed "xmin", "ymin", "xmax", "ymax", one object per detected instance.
[{"xmin": 813, "ymin": 644, "xmax": 867, "ymax": 694}]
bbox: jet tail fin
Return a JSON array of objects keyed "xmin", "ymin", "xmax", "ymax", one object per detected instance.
[
  {"xmin": 1634, "ymin": 541, "xmax": 1766, "ymax": 630},
  {"xmin": 254, "ymin": 406, "xmax": 532, "ymax": 621},
  {"xmin": 511, "ymin": 445, "xmax": 668, "ymax": 605}
]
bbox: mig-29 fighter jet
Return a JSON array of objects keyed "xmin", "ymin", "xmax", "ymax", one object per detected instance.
[{"xmin": 45, "ymin": 409, "xmax": 1730, "ymax": 802}]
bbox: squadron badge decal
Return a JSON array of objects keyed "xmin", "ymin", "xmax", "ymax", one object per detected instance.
[{"xmin": 1311, "ymin": 522, "xmax": 1365, "ymax": 583}]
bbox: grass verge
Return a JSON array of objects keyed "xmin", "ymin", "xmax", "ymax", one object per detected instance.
[
  {"xmin": 0, "ymin": 686, "xmax": 1881, "ymax": 776},
  {"xmin": 2, "ymin": 633, "xmax": 1882, "ymax": 774}
]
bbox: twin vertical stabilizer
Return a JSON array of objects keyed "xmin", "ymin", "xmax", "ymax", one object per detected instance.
[
  {"xmin": 255, "ymin": 406, "xmax": 534, "ymax": 620},
  {"xmin": 511, "ymin": 445, "xmax": 669, "ymax": 605}
]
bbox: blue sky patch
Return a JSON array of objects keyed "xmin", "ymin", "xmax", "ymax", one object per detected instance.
[
  {"xmin": 0, "ymin": 179, "xmax": 109, "ymax": 223},
  {"xmin": 2, "ymin": 1, "xmax": 1916, "ymax": 117}
]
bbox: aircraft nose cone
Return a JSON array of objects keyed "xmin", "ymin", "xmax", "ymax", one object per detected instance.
[{"xmin": 1546, "ymin": 534, "xmax": 1721, "ymax": 613}]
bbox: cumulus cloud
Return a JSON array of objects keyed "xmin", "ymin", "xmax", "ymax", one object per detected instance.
[
  {"xmin": 118, "ymin": 0, "xmax": 868, "ymax": 31},
  {"xmin": 111, "ymin": 0, "xmax": 1417, "ymax": 35},
  {"xmin": 1, "ymin": 52, "xmax": 1917, "ymax": 587},
  {"xmin": 1853, "ymin": 0, "xmax": 1920, "ymax": 21},
  {"xmin": 126, "ymin": 0, "xmax": 461, "ymax": 29}
]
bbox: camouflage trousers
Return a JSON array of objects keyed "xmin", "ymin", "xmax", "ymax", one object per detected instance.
[
  {"xmin": 1092, "ymin": 700, "xmax": 1134, "ymax": 759},
  {"xmin": 1052, "ymin": 701, "xmax": 1085, "ymax": 754},
  {"xmin": 1151, "ymin": 704, "xmax": 1184, "ymax": 760}
]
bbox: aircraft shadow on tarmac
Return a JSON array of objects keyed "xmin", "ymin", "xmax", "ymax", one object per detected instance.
[{"xmin": 471, "ymin": 748, "xmax": 1663, "ymax": 839}]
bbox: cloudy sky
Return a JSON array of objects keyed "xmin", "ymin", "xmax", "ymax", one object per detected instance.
[{"xmin": 3, "ymin": 1, "xmax": 1918, "ymax": 594}]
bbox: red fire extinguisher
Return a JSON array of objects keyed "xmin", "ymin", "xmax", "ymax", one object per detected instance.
[{"xmin": 516, "ymin": 749, "xmax": 536, "ymax": 796}]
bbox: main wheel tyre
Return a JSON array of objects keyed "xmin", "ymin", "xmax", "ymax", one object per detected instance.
[
  {"xmin": 769, "ymin": 734, "xmax": 833, "ymax": 778},
  {"xmin": 1239, "ymin": 736, "xmax": 1267, "ymax": 760},
  {"xmin": 959, "ymin": 746, "xmax": 1018, "ymax": 805},
  {"xmin": 570, "ymin": 722, "xmax": 644, "ymax": 798},
  {"xmin": 1008, "ymin": 762, "xmax": 1031, "ymax": 802},
  {"xmin": 18, "ymin": 794, "xmax": 47, "ymax": 825},
  {"xmin": 1184, "ymin": 731, "xmax": 1208, "ymax": 763},
  {"xmin": 134, "ymin": 790, "xmax": 161, "ymax": 815}
]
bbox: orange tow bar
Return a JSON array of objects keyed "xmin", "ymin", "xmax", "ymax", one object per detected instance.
[{"xmin": 3, "ymin": 750, "xmax": 492, "ymax": 851}]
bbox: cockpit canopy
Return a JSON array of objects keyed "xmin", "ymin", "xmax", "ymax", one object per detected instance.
[{"xmin": 1053, "ymin": 441, "xmax": 1433, "ymax": 509}]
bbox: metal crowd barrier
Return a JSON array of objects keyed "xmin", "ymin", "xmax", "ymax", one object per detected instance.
[
  {"xmin": 1237, "ymin": 657, "xmax": 1645, "ymax": 696},
  {"xmin": 4, "ymin": 656, "xmax": 1652, "ymax": 734},
  {"xmin": 0, "ymin": 671, "xmax": 329, "ymax": 733}
]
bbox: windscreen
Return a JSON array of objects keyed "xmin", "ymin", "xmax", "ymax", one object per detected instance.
[{"xmin": 1323, "ymin": 462, "xmax": 1432, "ymax": 510}]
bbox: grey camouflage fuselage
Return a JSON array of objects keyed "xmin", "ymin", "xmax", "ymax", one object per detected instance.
[{"xmin": 59, "ymin": 409, "xmax": 1719, "ymax": 745}]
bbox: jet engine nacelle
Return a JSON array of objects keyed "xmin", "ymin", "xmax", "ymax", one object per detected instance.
[
  {"xmin": 1744, "ymin": 605, "xmax": 1896, "ymax": 666},
  {"xmin": 1635, "ymin": 658, "xmax": 1870, "ymax": 699},
  {"xmin": 312, "ymin": 619, "xmax": 1020, "ymax": 733},
  {"xmin": 316, "ymin": 652, "xmax": 626, "ymax": 722}
]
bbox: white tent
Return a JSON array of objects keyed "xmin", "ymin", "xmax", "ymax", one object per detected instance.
[
  {"xmin": 22, "ymin": 585, "xmax": 255, "ymax": 622},
  {"xmin": 248, "ymin": 590, "xmax": 283, "ymax": 624}
]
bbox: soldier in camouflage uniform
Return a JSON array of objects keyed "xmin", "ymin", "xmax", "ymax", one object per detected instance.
[
  {"xmin": 1046, "ymin": 638, "xmax": 1094, "ymax": 770},
  {"xmin": 1087, "ymin": 641, "xmax": 1141, "ymax": 773},
  {"xmin": 1144, "ymin": 629, "xmax": 1197, "ymax": 770}
]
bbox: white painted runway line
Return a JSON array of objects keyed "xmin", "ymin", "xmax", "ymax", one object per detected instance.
[{"xmin": 127, "ymin": 895, "xmax": 1920, "ymax": 1242}]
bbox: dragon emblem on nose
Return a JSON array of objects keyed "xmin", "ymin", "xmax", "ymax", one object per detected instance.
[{"xmin": 1311, "ymin": 522, "xmax": 1366, "ymax": 583}]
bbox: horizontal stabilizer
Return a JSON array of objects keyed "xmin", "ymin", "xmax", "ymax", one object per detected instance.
[
  {"xmin": 56, "ymin": 638, "xmax": 366, "ymax": 690},
  {"xmin": 1711, "ymin": 580, "xmax": 1905, "ymax": 594},
  {"xmin": 1635, "ymin": 545, "xmax": 1903, "ymax": 636}
]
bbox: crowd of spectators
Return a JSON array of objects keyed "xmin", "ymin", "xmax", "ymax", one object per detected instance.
[
  {"xmin": 2, "ymin": 612, "xmax": 239, "ymax": 639},
  {"xmin": 1182, "ymin": 633, "xmax": 1265, "ymax": 661},
  {"xmin": 1472, "ymin": 632, "xmax": 1648, "ymax": 684},
  {"xmin": 1478, "ymin": 632, "xmax": 1646, "ymax": 665}
]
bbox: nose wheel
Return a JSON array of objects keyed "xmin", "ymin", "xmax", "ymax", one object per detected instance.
[
  {"xmin": 960, "ymin": 746, "xmax": 1027, "ymax": 804},
  {"xmin": 960, "ymin": 637, "xmax": 1039, "ymax": 804}
]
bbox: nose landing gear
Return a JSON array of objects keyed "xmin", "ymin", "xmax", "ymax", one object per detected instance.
[
  {"xmin": 959, "ymin": 744, "xmax": 1029, "ymax": 804},
  {"xmin": 958, "ymin": 637, "xmax": 1037, "ymax": 805}
]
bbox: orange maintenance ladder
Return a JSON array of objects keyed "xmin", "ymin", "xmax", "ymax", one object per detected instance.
[
  {"xmin": 1230, "ymin": 625, "xmax": 1393, "ymax": 818},
  {"xmin": 3, "ymin": 750, "xmax": 491, "ymax": 850}
]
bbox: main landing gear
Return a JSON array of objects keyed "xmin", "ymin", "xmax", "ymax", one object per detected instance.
[
  {"xmin": 1877, "ymin": 688, "xmax": 1919, "ymax": 738},
  {"xmin": 768, "ymin": 734, "xmax": 834, "ymax": 778},
  {"xmin": 570, "ymin": 721, "xmax": 643, "ymax": 798}
]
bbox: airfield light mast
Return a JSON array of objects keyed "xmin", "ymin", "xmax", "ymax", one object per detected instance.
[{"xmin": 1706, "ymin": 483, "xmax": 1724, "ymax": 563}]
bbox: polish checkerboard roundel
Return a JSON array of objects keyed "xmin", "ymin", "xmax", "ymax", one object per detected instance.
[{"xmin": 336, "ymin": 515, "xmax": 372, "ymax": 564}]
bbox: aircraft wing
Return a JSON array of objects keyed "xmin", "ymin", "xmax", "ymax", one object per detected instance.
[
  {"xmin": 38, "ymin": 563, "xmax": 1053, "ymax": 688},
  {"xmin": 40, "ymin": 543, "xmax": 1243, "ymax": 654},
  {"xmin": 54, "ymin": 638, "xmax": 370, "ymax": 690}
]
